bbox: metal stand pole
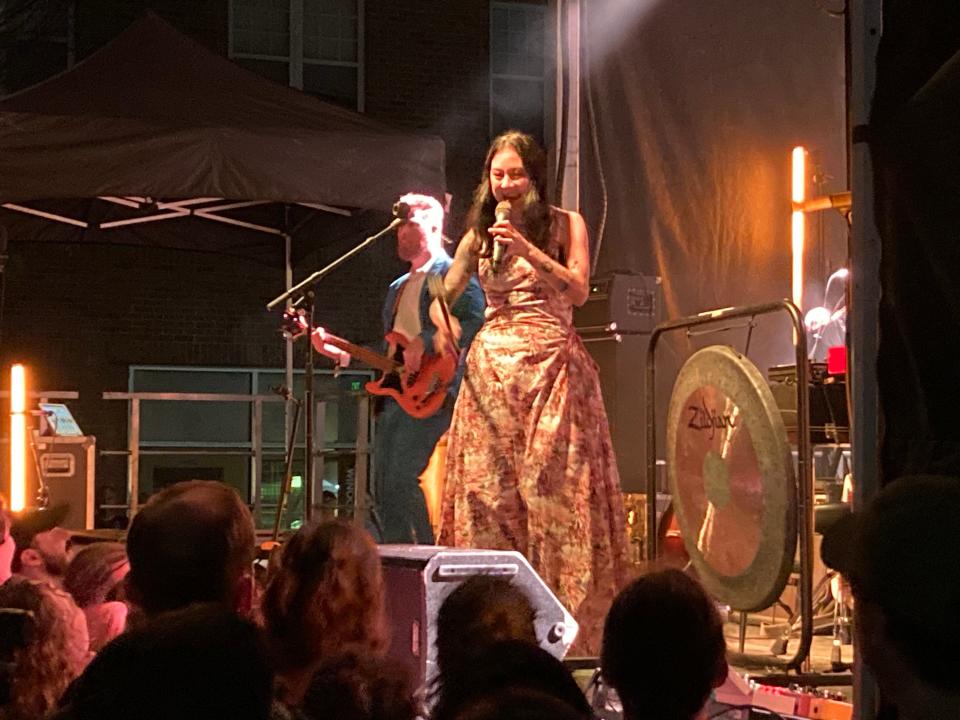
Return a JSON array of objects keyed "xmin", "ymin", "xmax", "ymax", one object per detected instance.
[
  {"xmin": 272, "ymin": 393, "xmax": 303, "ymax": 541},
  {"xmin": 265, "ymin": 215, "xmax": 405, "ymax": 525},
  {"xmin": 303, "ymin": 291, "xmax": 316, "ymax": 524}
]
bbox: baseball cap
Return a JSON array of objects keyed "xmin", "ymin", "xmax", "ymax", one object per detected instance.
[
  {"xmin": 821, "ymin": 474, "xmax": 960, "ymax": 689},
  {"xmin": 10, "ymin": 502, "xmax": 70, "ymax": 551}
]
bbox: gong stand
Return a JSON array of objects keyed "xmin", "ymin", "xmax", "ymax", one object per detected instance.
[{"xmin": 645, "ymin": 300, "xmax": 813, "ymax": 670}]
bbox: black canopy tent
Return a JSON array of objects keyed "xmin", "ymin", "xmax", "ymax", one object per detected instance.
[
  {"xmin": 0, "ymin": 13, "xmax": 448, "ymax": 515},
  {"xmin": 0, "ymin": 12, "xmax": 446, "ymax": 265}
]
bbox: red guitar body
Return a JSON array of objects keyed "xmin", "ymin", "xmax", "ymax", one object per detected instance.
[
  {"xmin": 282, "ymin": 309, "xmax": 457, "ymax": 419},
  {"xmin": 367, "ymin": 331, "xmax": 457, "ymax": 418}
]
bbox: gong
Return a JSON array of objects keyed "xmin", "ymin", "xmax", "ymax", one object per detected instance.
[{"xmin": 666, "ymin": 345, "xmax": 796, "ymax": 611}]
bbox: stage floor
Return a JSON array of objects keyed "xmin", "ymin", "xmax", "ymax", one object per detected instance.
[{"xmin": 726, "ymin": 621, "xmax": 854, "ymax": 673}]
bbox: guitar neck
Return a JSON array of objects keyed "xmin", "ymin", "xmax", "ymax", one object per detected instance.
[{"xmin": 322, "ymin": 333, "xmax": 396, "ymax": 373}]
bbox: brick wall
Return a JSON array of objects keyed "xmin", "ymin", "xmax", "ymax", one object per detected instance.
[
  {"xmin": 0, "ymin": 236, "xmax": 402, "ymax": 498},
  {"xmin": 364, "ymin": 0, "xmax": 493, "ymax": 228},
  {"xmin": 74, "ymin": 0, "xmax": 227, "ymax": 57}
]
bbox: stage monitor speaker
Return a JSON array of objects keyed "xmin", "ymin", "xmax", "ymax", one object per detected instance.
[
  {"xmin": 29, "ymin": 432, "xmax": 96, "ymax": 529},
  {"xmin": 377, "ymin": 545, "xmax": 577, "ymax": 691}
]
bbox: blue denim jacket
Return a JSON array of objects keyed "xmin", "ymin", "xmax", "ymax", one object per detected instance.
[{"xmin": 380, "ymin": 252, "xmax": 485, "ymax": 400}]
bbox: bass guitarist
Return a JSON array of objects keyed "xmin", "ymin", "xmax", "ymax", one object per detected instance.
[{"xmin": 314, "ymin": 193, "xmax": 485, "ymax": 543}]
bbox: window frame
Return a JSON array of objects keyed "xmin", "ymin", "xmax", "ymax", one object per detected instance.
[
  {"xmin": 227, "ymin": 0, "xmax": 365, "ymax": 111},
  {"xmin": 489, "ymin": 0, "xmax": 550, "ymax": 140},
  {"xmin": 126, "ymin": 364, "xmax": 374, "ymax": 525},
  {"xmin": 128, "ymin": 364, "xmax": 372, "ymax": 451}
]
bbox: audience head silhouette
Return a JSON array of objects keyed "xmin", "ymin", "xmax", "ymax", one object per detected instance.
[
  {"xmin": 823, "ymin": 474, "xmax": 960, "ymax": 717},
  {"xmin": 0, "ymin": 576, "xmax": 90, "ymax": 720},
  {"xmin": 124, "ymin": 480, "xmax": 256, "ymax": 616},
  {"xmin": 602, "ymin": 569, "xmax": 727, "ymax": 720},
  {"xmin": 435, "ymin": 574, "xmax": 538, "ymax": 680},
  {"xmin": 55, "ymin": 603, "xmax": 272, "ymax": 720},
  {"xmin": 262, "ymin": 519, "xmax": 387, "ymax": 706}
]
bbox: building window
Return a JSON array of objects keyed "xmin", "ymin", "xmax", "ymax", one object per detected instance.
[
  {"xmin": 0, "ymin": 0, "xmax": 75, "ymax": 95},
  {"xmin": 490, "ymin": 1, "xmax": 547, "ymax": 144},
  {"xmin": 229, "ymin": 0, "xmax": 363, "ymax": 110}
]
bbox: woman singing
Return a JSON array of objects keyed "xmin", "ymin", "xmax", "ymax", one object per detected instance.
[{"xmin": 437, "ymin": 130, "xmax": 629, "ymax": 653}]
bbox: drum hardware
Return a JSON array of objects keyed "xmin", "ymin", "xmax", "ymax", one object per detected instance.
[
  {"xmin": 768, "ymin": 363, "xmax": 849, "ymax": 444},
  {"xmin": 767, "ymin": 502, "xmax": 852, "ymax": 671}
]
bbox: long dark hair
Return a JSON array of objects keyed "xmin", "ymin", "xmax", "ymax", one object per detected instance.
[
  {"xmin": 467, "ymin": 130, "xmax": 554, "ymax": 258},
  {"xmin": 262, "ymin": 520, "xmax": 388, "ymax": 671}
]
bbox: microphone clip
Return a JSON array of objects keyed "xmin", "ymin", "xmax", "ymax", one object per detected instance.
[{"xmin": 392, "ymin": 201, "xmax": 411, "ymax": 221}]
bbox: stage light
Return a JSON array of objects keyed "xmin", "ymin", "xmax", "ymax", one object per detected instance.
[
  {"xmin": 10, "ymin": 364, "xmax": 26, "ymax": 512},
  {"xmin": 792, "ymin": 146, "xmax": 806, "ymax": 204},
  {"xmin": 804, "ymin": 306, "xmax": 832, "ymax": 333},
  {"xmin": 791, "ymin": 146, "xmax": 806, "ymax": 310}
]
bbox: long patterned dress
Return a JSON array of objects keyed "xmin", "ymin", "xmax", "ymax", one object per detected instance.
[{"xmin": 439, "ymin": 211, "xmax": 630, "ymax": 654}]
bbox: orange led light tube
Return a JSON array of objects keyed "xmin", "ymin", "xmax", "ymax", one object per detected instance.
[
  {"xmin": 10, "ymin": 364, "xmax": 26, "ymax": 512},
  {"xmin": 791, "ymin": 146, "xmax": 806, "ymax": 309}
]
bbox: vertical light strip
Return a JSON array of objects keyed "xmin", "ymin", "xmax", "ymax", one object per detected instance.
[
  {"xmin": 10, "ymin": 364, "xmax": 26, "ymax": 512},
  {"xmin": 791, "ymin": 146, "xmax": 806, "ymax": 309}
]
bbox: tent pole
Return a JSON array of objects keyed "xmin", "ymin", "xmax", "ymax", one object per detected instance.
[
  {"xmin": 284, "ymin": 231, "xmax": 294, "ymax": 526},
  {"xmin": 848, "ymin": 1, "xmax": 882, "ymax": 718},
  {"xmin": 285, "ymin": 231, "xmax": 294, "ymax": 409}
]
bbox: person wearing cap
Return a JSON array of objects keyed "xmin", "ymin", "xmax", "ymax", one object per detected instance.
[
  {"xmin": 821, "ymin": 474, "xmax": 960, "ymax": 720},
  {"xmin": 9, "ymin": 502, "xmax": 72, "ymax": 589}
]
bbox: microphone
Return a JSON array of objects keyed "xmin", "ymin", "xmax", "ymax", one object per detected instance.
[
  {"xmin": 392, "ymin": 201, "xmax": 411, "ymax": 221},
  {"xmin": 491, "ymin": 200, "xmax": 512, "ymax": 273},
  {"xmin": 379, "ymin": 202, "xmax": 412, "ymax": 233}
]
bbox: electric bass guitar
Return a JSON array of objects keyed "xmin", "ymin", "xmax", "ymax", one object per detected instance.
[{"xmin": 282, "ymin": 310, "xmax": 456, "ymax": 419}]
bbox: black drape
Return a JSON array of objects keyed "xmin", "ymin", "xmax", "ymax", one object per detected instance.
[
  {"xmin": 872, "ymin": 1, "xmax": 960, "ymax": 481},
  {"xmin": 579, "ymin": 0, "xmax": 847, "ymax": 468}
]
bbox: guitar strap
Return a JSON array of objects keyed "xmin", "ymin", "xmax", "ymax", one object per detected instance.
[
  {"xmin": 389, "ymin": 271, "xmax": 459, "ymax": 358},
  {"xmin": 428, "ymin": 272, "xmax": 461, "ymax": 358}
]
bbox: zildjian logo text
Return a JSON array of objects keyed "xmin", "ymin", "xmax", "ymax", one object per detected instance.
[{"xmin": 686, "ymin": 398, "xmax": 737, "ymax": 439}]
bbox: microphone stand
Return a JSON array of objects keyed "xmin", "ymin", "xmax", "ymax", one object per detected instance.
[
  {"xmin": 270, "ymin": 386, "xmax": 303, "ymax": 541},
  {"xmin": 266, "ymin": 216, "xmax": 402, "ymax": 524}
]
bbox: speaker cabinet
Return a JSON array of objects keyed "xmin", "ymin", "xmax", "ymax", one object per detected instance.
[
  {"xmin": 377, "ymin": 545, "xmax": 577, "ymax": 690},
  {"xmin": 575, "ymin": 273, "xmax": 662, "ymax": 494},
  {"xmin": 579, "ymin": 333, "xmax": 650, "ymax": 493},
  {"xmin": 30, "ymin": 432, "xmax": 96, "ymax": 529}
]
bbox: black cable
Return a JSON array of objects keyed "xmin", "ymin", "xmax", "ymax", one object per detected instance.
[
  {"xmin": 554, "ymin": 0, "xmax": 570, "ymax": 205},
  {"xmin": 813, "ymin": 0, "xmax": 846, "ymax": 18},
  {"xmin": 708, "ymin": 704, "xmax": 787, "ymax": 720},
  {"xmin": 582, "ymin": 2, "xmax": 609, "ymax": 268}
]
